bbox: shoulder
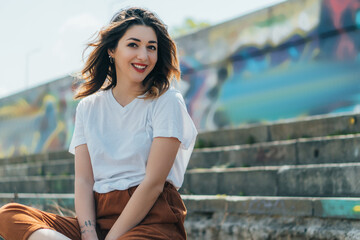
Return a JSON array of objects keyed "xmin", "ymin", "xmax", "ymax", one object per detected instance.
[
  {"xmin": 77, "ymin": 90, "xmax": 108, "ymax": 111},
  {"xmin": 155, "ymin": 87, "xmax": 185, "ymax": 104},
  {"xmin": 150, "ymin": 87, "xmax": 187, "ymax": 116}
]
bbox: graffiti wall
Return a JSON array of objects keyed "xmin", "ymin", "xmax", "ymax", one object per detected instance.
[
  {"xmin": 177, "ymin": 0, "xmax": 360, "ymax": 130},
  {"xmin": 0, "ymin": 77, "xmax": 77, "ymax": 158},
  {"xmin": 0, "ymin": 0, "xmax": 360, "ymax": 157}
]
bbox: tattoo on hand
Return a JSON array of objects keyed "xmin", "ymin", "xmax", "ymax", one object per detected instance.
[
  {"xmin": 80, "ymin": 219, "xmax": 96, "ymax": 229},
  {"xmin": 80, "ymin": 220, "xmax": 96, "ymax": 236}
]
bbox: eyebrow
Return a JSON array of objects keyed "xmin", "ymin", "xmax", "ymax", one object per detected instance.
[{"xmin": 126, "ymin": 37, "xmax": 157, "ymax": 44}]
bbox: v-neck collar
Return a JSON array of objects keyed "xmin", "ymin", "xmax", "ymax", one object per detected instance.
[{"xmin": 107, "ymin": 89, "xmax": 143, "ymax": 112}]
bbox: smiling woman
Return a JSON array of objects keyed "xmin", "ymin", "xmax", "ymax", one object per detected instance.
[
  {"xmin": 75, "ymin": 7, "xmax": 181, "ymax": 102},
  {"xmin": 107, "ymin": 25, "xmax": 159, "ymax": 106},
  {"xmin": 0, "ymin": 7, "xmax": 197, "ymax": 240}
]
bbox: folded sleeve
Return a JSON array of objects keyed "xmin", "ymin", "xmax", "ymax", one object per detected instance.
[
  {"xmin": 68, "ymin": 100, "xmax": 87, "ymax": 154},
  {"xmin": 152, "ymin": 89, "xmax": 197, "ymax": 150}
]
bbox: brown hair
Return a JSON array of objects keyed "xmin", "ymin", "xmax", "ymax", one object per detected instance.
[{"xmin": 74, "ymin": 7, "xmax": 180, "ymax": 99}]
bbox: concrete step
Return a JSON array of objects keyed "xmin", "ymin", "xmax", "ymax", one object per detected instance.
[
  {"xmin": 0, "ymin": 151, "xmax": 73, "ymax": 166},
  {"xmin": 0, "ymin": 159, "xmax": 74, "ymax": 178},
  {"xmin": 189, "ymin": 134, "xmax": 360, "ymax": 169},
  {"xmin": 1, "ymin": 194, "xmax": 359, "ymax": 240},
  {"xmin": 1, "ymin": 163, "xmax": 360, "ymax": 197},
  {"xmin": 181, "ymin": 163, "xmax": 360, "ymax": 197},
  {"xmin": 0, "ymin": 175, "xmax": 74, "ymax": 193},
  {"xmin": 0, "ymin": 194, "xmax": 359, "ymax": 220},
  {"xmin": 2, "ymin": 133, "xmax": 359, "ymax": 179},
  {"xmin": 0, "ymin": 193, "xmax": 76, "ymax": 216},
  {"xmin": 196, "ymin": 112, "xmax": 360, "ymax": 148}
]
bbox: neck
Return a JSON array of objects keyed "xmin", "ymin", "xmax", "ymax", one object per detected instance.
[{"xmin": 111, "ymin": 82, "xmax": 143, "ymax": 107}]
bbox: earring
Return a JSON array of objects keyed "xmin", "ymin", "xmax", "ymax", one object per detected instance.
[{"xmin": 109, "ymin": 55, "xmax": 114, "ymax": 64}]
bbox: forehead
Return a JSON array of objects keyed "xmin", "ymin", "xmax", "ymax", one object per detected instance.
[{"xmin": 121, "ymin": 25, "xmax": 157, "ymax": 42}]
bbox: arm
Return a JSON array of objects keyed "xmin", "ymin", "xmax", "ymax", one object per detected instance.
[
  {"xmin": 75, "ymin": 144, "xmax": 99, "ymax": 240},
  {"xmin": 105, "ymin": 137, "xmax": 181, "ymax": 240}
]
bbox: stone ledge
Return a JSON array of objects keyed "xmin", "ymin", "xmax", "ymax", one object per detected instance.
[
  {"xmin": 183, "ymin": 195, "xmax": 360, "ymax": 220},
  {"xmin": 182, "ymin": 163, "xmax": 360, "ymax": 197},
  {"xmin": 0, "ymin": 159, "xmax": 74, "ymax": 177},
  {"xmin": 196, "ymin": 112, "xmax": 360, "ymax": 148},
  {"xmin": 190, "ymin": 134, "xmax": 360, "ymax": 169},
  {"xmin": 0, "ymin": 151, "xmax": 73, "ymax": 165},
  {"xmin": 0, "ymin": 194, "xmax": 359, "ymax": 220}
]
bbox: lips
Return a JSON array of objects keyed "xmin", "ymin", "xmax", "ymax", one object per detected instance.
[{"xmin": 132, "ymin": 63, "xmax": 148, "ymax": 73}]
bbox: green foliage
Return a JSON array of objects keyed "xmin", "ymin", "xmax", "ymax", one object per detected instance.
[
  {"xmin": 246, "ymin": 135, "xmax": 256, "ymax": 144},
  {"xmin": 194, "ymin": 138, "xmax": 215, "ymax": 148},
  {"xmin": 170, "ymin": 17, "xmax": 211, "ymax": 38}
]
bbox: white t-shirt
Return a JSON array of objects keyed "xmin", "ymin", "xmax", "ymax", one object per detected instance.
[{"xmin": 69, "ymin": 87, "xmax": 197, "ymax": 193}]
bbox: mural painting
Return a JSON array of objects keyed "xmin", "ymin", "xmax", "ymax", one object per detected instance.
[
  {"xmin": 177, "ymin": 0, "xmax": 360, "ymax": 130},
  {"xmin": 0, "ymin": 0, "xmax": 360, "ymax": 157},
  {"xmin": 0, "ymin": 78, "xmax": 77, "ymax": 158}
]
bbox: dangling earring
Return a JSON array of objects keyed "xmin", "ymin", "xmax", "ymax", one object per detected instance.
[{"xmin": 109, "ymin": 55, "xmax": 114, "ymax": 64}]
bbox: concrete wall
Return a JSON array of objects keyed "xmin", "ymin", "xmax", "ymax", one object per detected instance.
[
  {"xmin": 176, "ymin": 0, "xmax": 360, "ymax": 130},
  {"xmin": 0, "ymin": 0, "xmax": 360, "ymax": 157}
]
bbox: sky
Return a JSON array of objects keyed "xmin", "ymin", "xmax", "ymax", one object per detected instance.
[{"xmin": 0, "ymin": 0, "xmax": 285, "ymax": 98}]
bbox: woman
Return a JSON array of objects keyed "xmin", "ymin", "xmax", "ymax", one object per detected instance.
[{"xmin": 0, "ymin": 7, "xmax": 197, "ymax": 240}]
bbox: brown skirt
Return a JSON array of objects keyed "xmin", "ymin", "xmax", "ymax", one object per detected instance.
[{"xmin": 0, "ymin": 182, "xmax": 187, "ymax": 240}]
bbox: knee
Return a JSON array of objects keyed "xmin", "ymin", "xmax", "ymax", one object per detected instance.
[{"xmin": 0, "ymin": 203, "xmax": 24, "ymax": 218}]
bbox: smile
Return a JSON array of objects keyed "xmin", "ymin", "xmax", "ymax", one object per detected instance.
[{"xmin": 132, "ymin": 63, "xmax": 148, "ymax": 73}]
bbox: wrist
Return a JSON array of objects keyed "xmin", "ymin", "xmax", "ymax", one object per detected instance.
[
  {"xmin": 81, "ymin": 229, "xmax": 98, "ymax": 240},
  {"xmin": 79, "ymin": 219, "xmax": 97, "ymax": 239}
]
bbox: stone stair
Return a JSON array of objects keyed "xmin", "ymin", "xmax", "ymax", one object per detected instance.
[{"xmin": 1, "ymin": 113, "xmax": 360, "ymax": 239}]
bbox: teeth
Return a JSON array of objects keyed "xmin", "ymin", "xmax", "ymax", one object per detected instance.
[{"xmin": 133, "ymin": 64, "xmax": 146, "ymax": 69}]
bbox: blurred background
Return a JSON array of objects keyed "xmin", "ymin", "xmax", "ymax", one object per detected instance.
[{"xmin": 0, "ymin": 0, "xmax": 360, "ymax": 157}]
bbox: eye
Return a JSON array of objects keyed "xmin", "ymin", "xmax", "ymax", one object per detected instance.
[
  {"xmin": 148, "ymin": 45, "xmax": 157, "ymax": 51},
  {"xmin": 127, "ymin": 43, "xmax": 138, "ymax": 48}
]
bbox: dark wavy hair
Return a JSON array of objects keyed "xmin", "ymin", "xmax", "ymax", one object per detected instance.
[{"xmin": 74, "ymin": 7, "xmax": 180, "ymax": 99}]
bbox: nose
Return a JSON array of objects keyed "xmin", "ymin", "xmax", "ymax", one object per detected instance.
[{"xmin": 136, "ymin": 47, "xmax": 148, "ymax": 61}]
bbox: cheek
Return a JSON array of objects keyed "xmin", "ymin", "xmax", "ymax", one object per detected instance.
[{"xmin": 151, "ymin": 54, "xmax": 158, "ymax": 66}]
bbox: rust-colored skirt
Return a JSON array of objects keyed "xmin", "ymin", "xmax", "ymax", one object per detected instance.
[{"xmin": 0, "ymin": 182, "xmax": 186, "ymax": 240}]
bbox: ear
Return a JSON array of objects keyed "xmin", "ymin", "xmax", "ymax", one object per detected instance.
[{"xmin": 107, "ymin": 49, "xmax": 113, "ymax": 57}]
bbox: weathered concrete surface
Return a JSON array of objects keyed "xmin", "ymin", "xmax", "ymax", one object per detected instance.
[
  {"xmin": 0, "ymin": 175, "xmax": 74, "ymax": 193},
  {"xmin": 0, "ymin": 151, "xmax": 73, "ymax": 165},
  {"xmin": 182, "ymin": 163, "xmax": 360, "ymax": 197},
  {"xmin": 313, "ymin": 198, "xmax": 360, "ymax": 219},
  {"xmin": 182, "ymin": 195, "xmax": 313, "ymax": 217},
  {"xmin": 278, "ymin": 163, "xmax": 360, "ymax": 197},
  {"xmin": 181, "ymin": 167, "xmax": 278, "ymax": 196},
  {"xmin": 196, "ymin": 113, "xmax": 360, "ymax": 147},
  {"xmin": 1, "ymin": 163, "xmax": 359, "ymax": 197},
  {"xmin": 0, "ymin": 194, "xmax": 359, "ymax": 239},
  {"xmin": 196, "ymin": 124, "xmax": 269, "ymax": 147},
  {"xmin": 190, "ymin": 134, "xmax": 360, "ymax": 169},
  {"xmin": 269, "ymin": 113, "xmax": 360, "ymax": 141},
  {"xmin": 1, "ymin": 194, "xmax": 359, "ymax": 220},
  {"xmin": 0, "ymin": 193, "xmax": 75, "ymax": 216},
  {"xmin": 296, "ymin": 134, "xmax": 360, "ymax": 165},
  {"xmin": 185, "ymin": 214, "xmax": 360, "ymax": 240},
  {"xmin": 2, "ymin": 134, "xmax": 359, "ymax": 178},
  {"xmin": 0, "ymin": 159, "xmax": 74, "ymax": 177},
  {"xmin": 189, "ymin": 140, "xmax": 297, "ymax": 169}
]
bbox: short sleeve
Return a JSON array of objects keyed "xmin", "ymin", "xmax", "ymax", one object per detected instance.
[
  {"xmin": 152, "ymin": 89, "xmax": 197, "ymax": 150},
  {"xmin": 68, "ymin": 100, "xmax": 87, "ymax": 154}
]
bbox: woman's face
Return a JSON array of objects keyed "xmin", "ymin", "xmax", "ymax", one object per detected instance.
[{"xmin": 109, "ymin": 25, "xmax": 158, "ymax": 87}]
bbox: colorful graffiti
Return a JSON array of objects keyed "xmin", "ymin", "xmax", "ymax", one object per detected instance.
[
  {"xmin": 320, "ymin": 199, "xmax": 360, "ymax": 219},
  {"xmin": 0, "ymin": 77, "xmax": 78, "ymax": 158},
  {"xmin": 1, "ymin": 0, "xmax": 360, "ymax": 157},
  {"xmin": 177, "ymin": 0, "xmax": 360, "ymax": 130}
]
